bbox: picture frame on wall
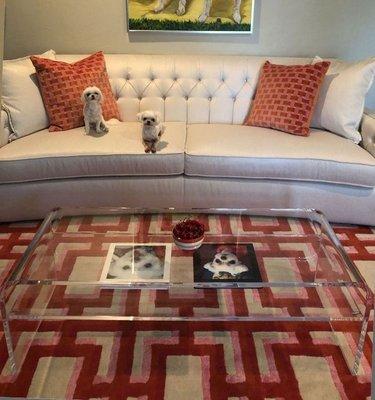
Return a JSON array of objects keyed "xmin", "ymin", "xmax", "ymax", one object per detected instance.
[{"xmin": 127, "ymin": 0, "xmax": 255, "ymax": 33}]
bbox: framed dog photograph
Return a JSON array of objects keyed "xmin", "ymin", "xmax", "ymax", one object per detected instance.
[
  {"xmin": 100, "ymin": 243, "xmax": 172, "ymax": 283},
  {"xmin": 193, "ymin": 244, "xmax": 261, "ymax": 283},
  {"xmin": 127, "ymin": 0, "xmax": 255, "ymax": 33}
]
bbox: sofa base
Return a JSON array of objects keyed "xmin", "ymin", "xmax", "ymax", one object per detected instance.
[
  {"xmin": 184, "ymin": 177, "xmax": 375, "ymax": 226},
  {"xmin": 0, "ymin": 176, "xmax": 374, "ymax": 225},
  {"xmin": 0, "ymin": 177, "xmax": 184, "ymax": 222}
]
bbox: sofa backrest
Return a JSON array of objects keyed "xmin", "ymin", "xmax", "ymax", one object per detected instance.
[{"xmin": 57, "ymin": 54, "xmax": 312, "ymax": 124}]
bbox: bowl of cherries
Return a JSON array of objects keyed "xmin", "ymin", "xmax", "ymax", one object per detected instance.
[{"xmin": 172, "ymin": 218, "xmax": 205, "ymax": 250}]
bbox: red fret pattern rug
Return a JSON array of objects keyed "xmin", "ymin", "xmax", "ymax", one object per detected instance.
[{"xmin": 0, "ymin": 215, "xmax": 373, "ymax": 400}]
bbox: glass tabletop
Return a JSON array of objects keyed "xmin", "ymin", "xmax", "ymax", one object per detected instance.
[
  {"xmin": 3, "ymin": 207, "xmax": 368, "ymax": 289},
  {"xmin": 2, "ymin": 208, "xmax": 372, "ymax": 377}
]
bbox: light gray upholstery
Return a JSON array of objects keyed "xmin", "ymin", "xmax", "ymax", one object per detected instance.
[
  {"xmin": 0, "ymin": 177, "xmax": 374, "ymax": 225},
  {"xmin": 184, "ymin": 178, "xmax": 375, "ymax": 226},
  {"xmin": 0, "ymin": 121, "xmax": 186, "ymax": 183},
  {"xmin": 0, "ymin": 177, "xmax": 184, "ymax": 222},
  {"xmin": 185, "ymin": 124, "xmax": 375, "ymax": 187},
  {"xmin": 0, "ymin": 120, "xmax": 374, "ymax": 224},
  {"xmin": 361, "ymin": 110, "xmax": 375, "ymax": 158}
]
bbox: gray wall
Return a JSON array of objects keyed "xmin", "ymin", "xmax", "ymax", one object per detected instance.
[
  {"xmin": 0, "ymin": 0, "xmax": 4, "ymax": 88},
  {"xmin": 3, "ymin": 0, "xmax": 375, "ymax": 107},
  {"xmin": 0, "ymin": 0, "xmax": 4, "ymax": 140}
]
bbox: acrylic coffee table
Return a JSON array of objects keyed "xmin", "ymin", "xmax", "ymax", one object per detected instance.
[{"xmin": 0, "ymin": 207, "xmax": 372, "ymax": 375}]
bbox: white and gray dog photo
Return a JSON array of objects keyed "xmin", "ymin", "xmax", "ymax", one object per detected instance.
[
  {"xmin": 203, "ymin": 249, "xmax": 249, "ymax": 279},
  {"xmin": 193, "ymin": 244, "xmax": 262, "ymax": 283},
  {"xmin": 81, "ymin": 86, "xmax": 109, "ymax": 135},
  {"xmin": 137, "ymin": 110, "xmax": 165, "ymax": 153},
  {"xmin": 105, "ymin": 245, "xmax": 166, "ymax": 280}
]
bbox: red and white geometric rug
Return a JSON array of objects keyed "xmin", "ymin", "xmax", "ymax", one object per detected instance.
[{"xmin": 0, "ymin": 217, "xmax": 373, "ymax": 399}]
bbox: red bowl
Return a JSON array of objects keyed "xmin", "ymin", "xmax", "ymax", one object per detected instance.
[
  {"xmin": 173, "ymin": 232, "xmax": 205, "ymax": 244},
  {"xmin": 172, "ymin": 220, "xmax": 205, "ymax": 243}
]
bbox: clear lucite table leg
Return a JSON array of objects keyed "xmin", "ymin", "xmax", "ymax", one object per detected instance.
[
  {"xmin": 0, "ymin": 295, "xmax": 17, "ymax": 373},
  {"xmin": 352, "ymin": 307, "xmax": 371, "ymax": 375},
  {"xmin": 372, "ymin": 304, "xmax": 375, "ymax": 399},
  {"xmin": 349, "ymin": 286, "xmax": 372, "ymax": 375},
  {"xmin": 0, "ymin": 283, "xmax": 56, "ymax": 375}
]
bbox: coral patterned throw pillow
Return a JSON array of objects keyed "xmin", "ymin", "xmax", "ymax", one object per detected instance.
[
  {"xmin": 244, "ymin": 61, "xmax": 330, "ymax": 136},
  {"xmin": 30, "ymin": 52, "xmax": 120, "ymax": 132}
]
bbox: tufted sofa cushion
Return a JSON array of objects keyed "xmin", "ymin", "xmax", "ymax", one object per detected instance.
[
  {"xmin": 56, "ymin": 55, "xmax": 312, "ymax": 124},
  {"xmin": 185, "ymin": 124, "xmax": 375, "ymax": 187},
  {"xmin": 0, "ymin": 121, "xmax": 186, "ymax": 183}
]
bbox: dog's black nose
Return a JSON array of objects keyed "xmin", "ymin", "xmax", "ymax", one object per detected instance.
[
  {"xmin": 146, "ymin": 121, "xmax": 151, "ymax": 125},
  {"xmin": 144, "ymin": 263, "xmax": 152, "ymax": 269}
]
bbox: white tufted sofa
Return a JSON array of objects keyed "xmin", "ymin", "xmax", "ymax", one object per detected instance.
[{"xmin": 1, "ymin": 54, "xmax": 375, "ymax": 224}]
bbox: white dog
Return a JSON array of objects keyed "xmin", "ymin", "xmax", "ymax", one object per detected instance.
[
  {"xmin": 137, "ymin": 110, "xmax": 165, "ymax": 153},
  {"xmin": 154, "ymin": 0, "xmax": 187, "ymax": 15},
  {"xmin": 204, "ymin": 250, "xmax": 248, "ymax": 279},
  {"xmin": 154, "ymin": 0, "xmax": 242, "ymax": 24},
  {"xmin": 199, "ymin": 0, "xmax": 242, "ymax": 23},
  {"xmin": 81, "ymin": 86, "xmax": 109, "ymax": 135},
  {"xmin": 108, "ymin": 246, "xmax": 164, "ymax": 280}
]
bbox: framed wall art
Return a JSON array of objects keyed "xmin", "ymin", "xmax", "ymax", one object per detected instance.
[{"xmin": 127, "ymin": 0, "xmax": 255, "ymax": 33}]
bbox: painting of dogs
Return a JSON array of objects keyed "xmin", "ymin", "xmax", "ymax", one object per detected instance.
[{"xmin": 127, "ymin": 0, "xmax": 254, "ymax": 33}]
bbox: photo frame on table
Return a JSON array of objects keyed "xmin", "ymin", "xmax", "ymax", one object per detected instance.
[
  {"xmin": 100, "ymin": 243, "xmax": 172, "ymax": 283},
  {"xmin": 193, "ymin": 244, "xmax": 262, "ymax": 283},
  {"xmin": 127, "ymin": 0, "xmax": 255, "ymax": 33}
]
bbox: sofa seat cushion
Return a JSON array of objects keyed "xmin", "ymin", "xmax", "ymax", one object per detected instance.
[
  {"xmin": 185, "ymin": 124, "xmax": 375, "ymax": 187},
  {"xmin": 0, "ymin": 121, "xmax": 186, "ymax": 183}
]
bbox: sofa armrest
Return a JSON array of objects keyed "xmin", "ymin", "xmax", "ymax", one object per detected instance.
[
  {"xmin": 0, "ymin": 108, "xmax": 10, "ymax": 147},
  {"xmin": 361, "ymin": 109, "xmax": 375, "ymax": 158}
]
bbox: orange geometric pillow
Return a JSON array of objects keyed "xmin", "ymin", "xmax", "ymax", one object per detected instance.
[
  {"xmin": 244, "ymin": 61, "xmax": 330, "ymax": 136},
  {"xmin": 30, "ymin": 52, "xmax": 120, "ymax": 132}
]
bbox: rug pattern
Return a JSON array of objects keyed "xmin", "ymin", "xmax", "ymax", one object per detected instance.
[{"xmin": 0, "ymin": 215, "xmax": 373, "ymax": 399}]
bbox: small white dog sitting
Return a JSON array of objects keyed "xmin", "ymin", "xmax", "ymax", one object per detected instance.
[
  {"xmin": 137, "ymin": 110, "xmax": 165, "ymax": 153},
  {"xmin": 81, "ymin": 86, "xmax": 109, "ymax": 135}
]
